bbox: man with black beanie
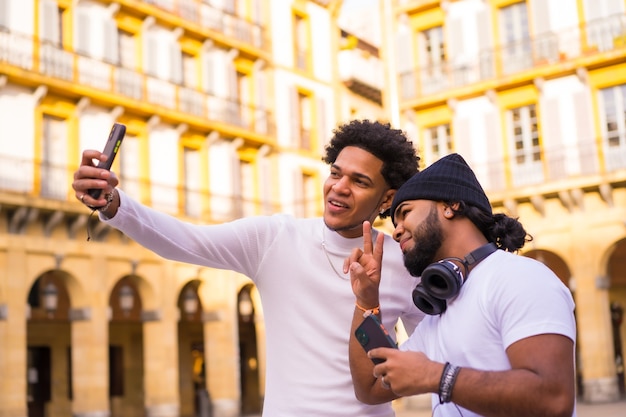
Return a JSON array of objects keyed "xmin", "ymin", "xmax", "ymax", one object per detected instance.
[{"xmin": 346, "ymin": 153, "xmax": 577, "ymax": 417}]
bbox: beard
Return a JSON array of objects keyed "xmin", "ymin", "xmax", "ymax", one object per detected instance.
[{"xmin": 403, "ymin": 205, "xmax": 443, "ymax": 277}]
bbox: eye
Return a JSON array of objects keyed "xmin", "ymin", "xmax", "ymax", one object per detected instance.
[{"xmin": 397, "ymin": 207, "xmax": 410, "ymax": 220}]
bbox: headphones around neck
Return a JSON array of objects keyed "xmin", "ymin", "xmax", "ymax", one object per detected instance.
[{"xmin": 413, "ymin": 243, "xmax": 498, "ymax": 315}]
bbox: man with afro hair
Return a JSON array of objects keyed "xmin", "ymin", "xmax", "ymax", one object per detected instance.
[{"xmin": 73, "ymin": 119, "xmax": 424, "ymax": 417}]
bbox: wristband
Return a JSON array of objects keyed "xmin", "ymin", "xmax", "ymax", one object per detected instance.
[
  {"xmin": 355, "ymin": 302, "xmax": 380, "ymax": 317},
  {"xmin": 438, "ymin": 362, "xmax": 461, "ymax": 404}
]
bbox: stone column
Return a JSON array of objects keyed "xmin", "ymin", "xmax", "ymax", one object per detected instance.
[
  {"xmin": 0, "ymin": 247, "xmax": 28, "ymax": 417},
  {"xmin": 572, "ymin": 225, "xmax": 620, "ymax": 402},
  {"xmin": 204, "ymin": 310, "xmax": 240, "ymax": 417},
  {"xmin": 143, "ymin": 316, "xmax": 180, "ymax": 417}
]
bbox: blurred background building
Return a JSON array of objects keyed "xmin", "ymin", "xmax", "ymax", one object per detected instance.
[{"xmin": 0, "ymin": 0, "xmax": 624, "ymax": 416}]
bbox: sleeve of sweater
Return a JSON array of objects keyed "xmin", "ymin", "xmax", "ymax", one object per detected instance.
[{"xmin": 100, "ymin": 189, "xmax": 283, "ymax": 279}]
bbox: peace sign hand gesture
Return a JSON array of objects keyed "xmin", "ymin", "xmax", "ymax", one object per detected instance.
[{"xmin": 344, "ymin": 221, "xmax": 384, "ymax": 309}]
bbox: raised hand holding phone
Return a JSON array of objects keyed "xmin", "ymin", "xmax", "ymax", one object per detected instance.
[{"xmin": 87, "ymin": 123, "xmax": 126, "ymax": 199}]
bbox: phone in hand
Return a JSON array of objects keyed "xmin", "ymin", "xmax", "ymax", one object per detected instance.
[
  {"xmin": 87, "ymin": 123, "xmax": 126, "ymax": 199},
  {"xmin": 355, "ymin": 314, "xmax": 397, "ymax": 364}
]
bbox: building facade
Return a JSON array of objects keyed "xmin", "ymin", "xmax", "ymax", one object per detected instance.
[
  {"xmin": 0, "ymin": 0, "xmax": 357, "ymax": 416},
  {"xmin": 392, "ymin": 0, "xmax": 626, "ymax": 405}
]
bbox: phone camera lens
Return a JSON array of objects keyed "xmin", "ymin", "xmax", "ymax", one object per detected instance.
[{"xmin": 355, "ymin": 329, "xmax": 369, "ymax": 346}]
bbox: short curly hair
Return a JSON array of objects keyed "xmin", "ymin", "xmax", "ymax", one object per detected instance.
[{"xmin": 322, "ymin": 119, "xmax": 420, "ymax": 218}]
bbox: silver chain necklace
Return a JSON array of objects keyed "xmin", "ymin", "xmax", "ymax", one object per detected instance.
[{"xmin": 321, "ymin": 226, "xmax": 350, "ymax": 280}]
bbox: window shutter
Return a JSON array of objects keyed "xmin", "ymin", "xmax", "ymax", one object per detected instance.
[
  {"xmin": 476, "ymin": 8, "xmax": 493, "ymax": 79},
  {"xmin": 40, "ymin": 0, "xmax": 60, "ymax": 45},
  {"xmin": 447, "ymin": 17, "xmax": 463, "ymax": 64},
  {"xmin": 228, "ymin": 62, "xmax": 238, "ymax": 101},
  {"xmin": 606, "ymin": 0, "xmax": 625, "ymax": 15},
  {"xmin": 202, "ymin": 52, "xmax": 215, "ymax": 94},
  {"xmin": 170, "ymin": 40, "xmax": 183, "ymax": 84},
  {"xmin": 540, "ymin": 98, "xmax": 564, "ymax": 179},
  {"xmin": 483, "ymin": 110, "xmax": 505, "ymax": 191},
  {"xmin": 103, "ymin": 19, "xmax": 119, "ymax": 64},
  {"xmin": 289, "ymin": 87, "xmax": 300, "ymax": 147},
  {"xmin": 145, "ymin": 32, "xmax": 158, "ymax": 77},
  {"xmin": 573, "ymin": 91, "xmax": 598, "ymax": 174},
  {"xmin": 531, "ymin": 0, "xmax": 550, "ymax": 35},
  {"xmin": 75, "ymin": 7, "xmax": 91, "ymax": 55},
  {"xmin": 0, "ymin": 0, "xmax": 10, "ymax": 29},
  {"xmin": 254, "ymin": 68, "xmax": 268, "ymax": 133},
  {"xmin": 396, "ymin": 26, "xmax": 413, "ymax": 73},
  {"xmin": 316, "ymin": 96, "xmax": 327, "ymax": 151}
]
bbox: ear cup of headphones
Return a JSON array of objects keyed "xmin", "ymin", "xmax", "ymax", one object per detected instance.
[
  {"xmin": 421, "ymin": 260, "xmax": 464, "ymax": 300},
  {"xmin": 412, "ymin": 283, "xmax": 447, "ymax": 315}
]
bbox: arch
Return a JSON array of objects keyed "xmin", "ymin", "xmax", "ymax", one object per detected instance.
[
  {"xmin": 237, "ymin": 283, "xmax": 261, "ymax": 414},
  {"xmin": 607, "ymin": 238, "xmax": 626, "ymax": 287},
  {"xmin": 523, "ymin": 248, "xmax": 572, "ymax": 287},
  {"xmin": 26, "ymin": 269, "xmax": 87, "ymax": 320}
]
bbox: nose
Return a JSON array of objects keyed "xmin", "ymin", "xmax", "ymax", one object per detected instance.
[
  {"xmin": 393, "ymin": 223, "xmax": 404, "ymax": 242},
  {"xmin": 331, "ymin": 175, "xmax": 350, "ymax": 194}
]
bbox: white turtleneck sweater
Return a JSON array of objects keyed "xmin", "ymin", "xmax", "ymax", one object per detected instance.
[{"xmin": 103, "ymin": 189, "xmax": 423, "ymax": 417}]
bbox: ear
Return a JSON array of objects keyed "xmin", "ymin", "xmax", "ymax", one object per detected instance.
[
  {"xmin": 442, "ymin": 202, "xmax": 461, "ymax": 218},
  {"xmin": 380, "ymin": 189, "xmax": 396, "ymax": 213}
]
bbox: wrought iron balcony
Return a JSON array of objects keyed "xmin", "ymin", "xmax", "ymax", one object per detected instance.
[
  {"xmin": 143, "ymin": 0, "xmax": 269, "ymax": 51},
  {"xmin": 0, "ymin": 28, "xmax": 275, "ymax": 138},
  {"xmin": 338, "ymin": 49, "xmax": 383, "ymax": 104},
  {"xmin": 399, "ymin": 13, "xmax": 626, "ymax": 100}
]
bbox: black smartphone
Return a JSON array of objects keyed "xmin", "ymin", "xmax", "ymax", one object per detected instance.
[
  {"xmin": 354, "ymin": 314, "xmax": 397, "ymax": 364},
  {"xmin": 87, "ymin": 123, "xmax": 126, "ymax": 199}
]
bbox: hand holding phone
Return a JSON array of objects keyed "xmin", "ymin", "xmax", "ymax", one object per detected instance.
[
  {"xmin": 87, "ymin": 123, "xmax": 126, "ymax": 199},
  {"xmin": 354, "ymin": 314, "xmax": 397, "ymax": 364}
]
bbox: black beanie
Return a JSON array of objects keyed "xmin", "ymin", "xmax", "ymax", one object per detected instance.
[{"xmin": 391, "ymin": 153, "xmax": 492, "ymax": 223}]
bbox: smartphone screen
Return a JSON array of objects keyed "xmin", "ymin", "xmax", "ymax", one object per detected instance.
[
  {"xmin": 87, "ymin": 123, "xmax": 126, "ymax": 199},
  {"xmin": 354, "ymin": 314, "xmax": 397, "ymax": 364}
]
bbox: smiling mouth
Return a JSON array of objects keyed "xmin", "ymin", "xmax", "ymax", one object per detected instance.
[
  {"xmin": 399, "ymin": 238, "xmax": 411, "ymax": 252},
  {"xmin": 329, "ymin": 199, "xmax": 348, "ymax": 209}
]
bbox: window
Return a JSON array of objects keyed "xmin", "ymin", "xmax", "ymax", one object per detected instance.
[
  {"xmin": 293, "ymin": 13, "xmax": 309, "ymax": 71},
  {"xmin": 499, "ymin": 2, "xmax": 531, "ymax": 73},
  {"xmin": 293, "ymin": 171, "xmax": 317, "ymax": 218},
  {"xmin": 119, "ymin": 30, "xmax": 136, "ymax": 69},
  {"xmin": 41, "ymin": 114, "xmax": 67, "ymax": 199},
  {"xmin": 119, "ymin": 133, "xmax": 141, "ymax": 198},
  {"xmin": 299, "ymin": 92, "xmax": 313, "ymax": 149},
  {"xmin": 40, "ymin": 0, "xmax": 63, "ymax": 46},
  {"xmin": 237, "ymin": 70, "xmax": 252, "ymax": 128},
  {"xmin": 424, "ymin": 123, "xmax": 452, "ymax": 163},
  {"xmin": 238, "ymin": 159, "xmax": 255, "ymax": 217},
  {"xmin": 183, "ymin": 147, "xmax": 201, "ymax": 217},
  {"xmin": 419, "ymin": 26, "xmax": 445, "ymax": 93},
  {"xmin": 182, "ymin": 52, "xmax": 197, "ymax": 88},
  {"xmin": 422, "ymin": 26, "xmax": 445, "ymax": 68},
  {"xmin": 600, "ymin": 84, "xmax": 626, "ymax": 171},
  {"xmin": 507, "ymin": 104, "xmax": 543, "ymax": 186}
]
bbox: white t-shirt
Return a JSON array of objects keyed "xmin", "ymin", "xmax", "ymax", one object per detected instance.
[
  {"xmin": 104, "ymin": 189, "xmax": 424, "ymax": 417},
  {"xmin": 401, "ymin": 249, "xmax": 577, "ymax": 417}
]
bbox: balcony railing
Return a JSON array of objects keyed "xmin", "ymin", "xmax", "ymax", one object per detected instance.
[
  {"xmin": 3, "ymin": 135, "xmax": 624, "ymax": 212},
  {"xmin": 399, "ymin": 13, "xmax": 626, "ymax": 100},
  {"xmin": 0, "ymin": 156, "xmax": 280, "ymax": 223},
  {"xmin": 470, "ymin": 135, "xmax": 626, "ymax": 194},
  {"xmin": 145, "ymin": 0, "xmax": 269, "ymax": 51},
  {"xmin": 338, "ymin": 49, "xmax": 384, "ymax": 103},
  {"xmin": 0, "ymin": 29, "xmax": 275, "ymax": 137}
]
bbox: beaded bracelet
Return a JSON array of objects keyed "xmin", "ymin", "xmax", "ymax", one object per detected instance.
[
  {"xmin": 355, "ymin": 302, "xmax": 380, "ymax": 317},
  {"xmin": 438, "ymin": 362, "xmax": 461, "ymax": 404},
  {"xmin": 88, "ymin": 192, "xmax": 114, "ymax": 212}
]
